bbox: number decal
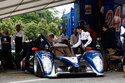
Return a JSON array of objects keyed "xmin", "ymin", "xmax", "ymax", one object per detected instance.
[
  {"xmin": 106, "ymin": 10, "xmax": 113, "ymax": 26},
  {"xmin": 113, "ymin": 6, "xmax": 121, "ymax": 31},
  {"xmin": 105, "ymin": 6, "xmax": 121, "ymax": 31}
]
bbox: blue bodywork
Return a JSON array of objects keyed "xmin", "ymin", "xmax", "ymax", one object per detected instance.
[
  {"xmin": 36, "ymin": 51, "xmax": 54, "ymax": 75},
  {"xmin": 35, "ymin": 50, "xmax": 103, "ymax": 76},
  {"xmin": 55, "ymin": 56, "xmax": 79, "ymax": 67},
  {"xmin": 83, "ymin": 50, "xmax": 103, "ymax": 74}
]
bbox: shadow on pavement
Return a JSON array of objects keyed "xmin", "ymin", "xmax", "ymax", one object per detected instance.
[{"xmin": 49, "ymin": 73, "xmax": 104, "ymax": 79}]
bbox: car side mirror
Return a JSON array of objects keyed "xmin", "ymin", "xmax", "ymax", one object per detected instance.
[{"xmin": 32, "ymin": 47, "xmax": 38, "ymax": 51}]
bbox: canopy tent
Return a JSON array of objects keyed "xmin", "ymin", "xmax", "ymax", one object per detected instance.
[{"xmin": 0, "ymin": 0, "xmax": 75, "ymax": 19}]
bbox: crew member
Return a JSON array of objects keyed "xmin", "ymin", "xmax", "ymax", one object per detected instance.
[
  {"xmin": 21, "ymin": 34, "xmax": 51, "ymax": 72},
  {"xmin": 58, "ymin": 28, "xmax": 68, "ymax": 45},
  {"xmin": 71, "ymin": 26, "xmax": 92, "ymax": 50},
  {"xmin": 70, "ymin": 29, "xmax": 79, "ymax": 54},
  {"xmin": 13, "ymin": 24, "xmax": 25, "ymax": 66},
  {"xmin": 1, "ymin": 30, "xmax": 13, "ymax": 69}
]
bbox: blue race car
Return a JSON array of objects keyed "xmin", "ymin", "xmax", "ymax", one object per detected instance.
[{"xmin": 21, "ymin": 35, "xmax": 104, "ymax": 77}]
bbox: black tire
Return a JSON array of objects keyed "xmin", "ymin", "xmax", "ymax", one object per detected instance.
[
  {"xmin": 20, "ymin": 61, "xmax": 25, "ymax": 70},
  {"xmin": 34, "ymin": 56, "xmax": 43, "ymax": 77}
]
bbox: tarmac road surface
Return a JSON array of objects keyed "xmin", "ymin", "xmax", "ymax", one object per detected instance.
[{"xmin": 0, "ymin": 70, "xmax": 125, "ymax": 83}]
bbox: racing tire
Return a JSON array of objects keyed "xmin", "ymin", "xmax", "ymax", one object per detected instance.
[
  {"xmin": 20, "ymin": 61, "xmax": 24, "ymax": 70},
  {"xmin": 34, "ymin": 56, "xmax": 43, "ymax": 77},
  {"xmin": 96, "ymin": 74, "xmax": 104, "ymax": 77},
  {"xmin": 20, "ymin": 59, "xmax": 25, "ymax": 71}
]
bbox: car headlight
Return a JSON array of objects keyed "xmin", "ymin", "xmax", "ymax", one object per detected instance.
[
  {"xmin": 93, "ymin": 56, "xmax": 103, "ymax": 71},
  {"xmin": 42, "ymin": 55, "xmax": 52, "ymax": 73}
]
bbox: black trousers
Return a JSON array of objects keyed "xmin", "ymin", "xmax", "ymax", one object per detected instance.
[
  {"xmin": 16, "ymin": 42, "xmax": 35, "ymax": 70},
  {"xmin": 15, "ymin": 37, "xmax": 23, "ymax": 61},
  {"xmin": 0, "ymin": 50, "xmax": 3, "ymax": 63},
  {"xmin": 2, "ymin": 45, "xmax": 13, "ymax": 69},
  {"xmin": 15, "ymin": 43, "xmax": 23, "ymax": 60}
]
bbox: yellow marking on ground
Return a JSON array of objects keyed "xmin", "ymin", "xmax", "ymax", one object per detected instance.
[
  {"xmin": 105, "ymin": 72, "xmax": 125, "ymax": 75},
  {"xmin": 0, "ymin": 76, "xmax": 7, "ymax": 78}
]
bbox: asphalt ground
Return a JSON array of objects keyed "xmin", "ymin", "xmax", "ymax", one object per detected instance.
[{"xmin": 0, "ymin": 70, "xmax": 125, "ymax": 83}]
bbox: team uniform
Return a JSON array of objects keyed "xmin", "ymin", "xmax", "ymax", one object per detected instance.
[
  {"xmin": 1, "ymin": 35, "xmax": 13, "ymax": 69},
  {"xmin": 13, "ymin": 30, "xmax": 25, "ymax": 60},
  {"xmin": 73, "ymin": 30, "xmax": 92, "ymax": 49}
]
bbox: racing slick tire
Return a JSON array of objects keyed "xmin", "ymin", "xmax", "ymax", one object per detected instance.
[
  {"xmin": 20, "ymin": 58, "xmax": 25, "ymax": 71},
  {"xmin": 34, "ymin": 56, "xmax": 43, "ymax": 77}
]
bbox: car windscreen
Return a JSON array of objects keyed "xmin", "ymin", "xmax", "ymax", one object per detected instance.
[{"xmin": 52, "ymin": 47, "xmax": 73, "ymax": 57}]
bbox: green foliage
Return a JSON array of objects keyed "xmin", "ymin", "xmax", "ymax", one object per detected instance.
[
  {"xmin": 38, "ymin": 18, "xmax": 49, "ymax": 35},
  {"xmin": 24, "ymin": 22, "xmax": 38, "ymax": 40},
  {"xmin": 48, "ymin": 22, "xmax": 60, "ymax": 36},
  {"xmin": 0, "ymin": 9, "xmax": 62, "ymax": 40},
  {"xmin": 11, "ymin": 12, "xmax": 40, "ymax": 24},
  {"xmin": 0, "ymin": 18, "xmax": 15, "ymax": 36}
]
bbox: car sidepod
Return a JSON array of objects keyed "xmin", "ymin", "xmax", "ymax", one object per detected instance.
[{"xmin": 83, "ymin": 50, "xmax": 104, "ymax": 76}]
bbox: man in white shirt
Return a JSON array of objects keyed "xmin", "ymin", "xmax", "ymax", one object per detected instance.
[
  {"xmin": 13, "ymin": 25, "xmax": 25, "ymax": 62},
  {"xmin": 71, "ymin": 26, "xmax": 92, "ymax": 50}
]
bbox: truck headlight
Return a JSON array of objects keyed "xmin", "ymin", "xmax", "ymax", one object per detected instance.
[
  {"xmin": 93, "ymin": 56, "xmax": 103, "ymax": 71},
  {"xmin": 42, "ymin": 56, "xmax": 52, "ymax": 73}
]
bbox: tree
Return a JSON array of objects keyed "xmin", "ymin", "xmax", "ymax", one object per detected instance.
[
  {"xmin": 24, "ymin": 22, "xmax": 38, "ymax": 40},
  {"xmin": 38, "ymin": 18, "xmax": 49, "ymax": 36},
  {"xmin": 48, "ymin": 22, "xmax": 60, "ymax": 36},
  {"xmin": 0, "ymin": 8, "xmax": 62, "ymax": 40},
  {"xmin": 11, "ymin": 12, "xmax": 40, "ymax": 24},
  {"xmin": 0, "ymin": 18, "xmax": 15, "ymax": 36}
]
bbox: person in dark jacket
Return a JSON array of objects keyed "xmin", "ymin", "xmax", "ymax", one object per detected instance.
[
  {"xmin": 17, "ymin": 34, "xmax": 51, "ymax": 71},
  {"xmin": 101, "ymin": 25, "xmax": 117, "ymax": 49},
  {"xmin": 1, "ymin": 30, "xmax": 13, "ymax": 69},
  {"xmin": 101, "ymin": 25, "xmax": 117, "ymax": 71}
]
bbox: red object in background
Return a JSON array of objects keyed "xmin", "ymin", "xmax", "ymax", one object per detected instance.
[
  {"xmin": 89, "ymin": 29, "xmax": 97, "ymax": 42},
  {"xmin": 86, "ymin": 47, "xmax": 92, "ymax": 50},
  {"xmin": 32, "ymin": 47, "xmax": 38, "ymax": 51}
]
